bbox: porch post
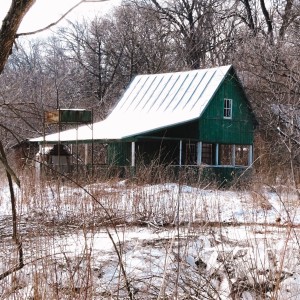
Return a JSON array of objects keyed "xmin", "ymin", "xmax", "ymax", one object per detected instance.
[
  {"xmin": 84, "ymin": 144, "xmax": 88, "ymax": 165},
  {"xmin": 131, "ymin": 142, "xmax": 135, "ymax": 167},
  {"xmin": 232, "ymin": 144, "xmax": 236, "ymax": 166},
  {"xmin": 197, "ymin": 141, "xmax": 202, "ymax": 165},
  {"xmin": 215, "ymin": 143, "xmax": 219, "ymax": 166},
  {"xmin": 248, "ymin": 145, "xmax": 253, "ymax": 166},
  {"xmin": 36, "ymin": 144, "xmax": 43, "ymax": 180},
  {"xmin": 179, "ymin": 140, "xmax": 183, "ymax": 166}
]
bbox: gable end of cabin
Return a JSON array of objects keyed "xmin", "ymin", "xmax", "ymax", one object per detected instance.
[{"xmin": 199, "ymin": 68, "xmax": 255, "ymax": 145}]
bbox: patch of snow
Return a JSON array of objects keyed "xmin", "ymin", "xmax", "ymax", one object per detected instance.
[{"xmin": 1, "ymin": 181, "xmax": 300, "ymax": 298}]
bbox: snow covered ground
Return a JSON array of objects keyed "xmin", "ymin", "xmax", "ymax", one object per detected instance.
[{"xmin": 1, "ymin": 180, "xmax": 300, "ymax": 299}]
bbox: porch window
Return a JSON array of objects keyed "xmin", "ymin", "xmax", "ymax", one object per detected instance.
[
  {"xmin": 202, "ymin": 143, "xmax": 213, "ymax": 165},
  {"xmin": 219, "ymin": 144, "xmax": 232, "ymax": 165},
  {"xmin": 185, "ymin": 143, "xmax": 197, "ymax": 165},
  {"xmin": 224, "ymin": 98, "xmax": 232, "ymax": 119},
  {"xmin": 235, "ymin": 145, "xmax": 249, "ymax": 166}
]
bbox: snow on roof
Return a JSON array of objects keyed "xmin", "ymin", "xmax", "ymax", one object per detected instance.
[{"xmin": 30, "ymin": 65, "xmax": 232, "ymax": 143}]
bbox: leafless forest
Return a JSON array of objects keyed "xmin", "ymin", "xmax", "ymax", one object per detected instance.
[
  {"xmin": 0, "ymin": 0, "xmax": 299, "ymax": 178},
  {"xmin": 1, "ymin": 1, "xmax": 300, "ymax": 299}
]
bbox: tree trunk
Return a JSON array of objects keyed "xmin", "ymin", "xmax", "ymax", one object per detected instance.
[
  {"xmin": 0, "ymin": 141, "xmax": 23, "ymax": 280},
  {"xmin": 0, "ymin": 0, "xmax": 36, "ymax": 74}
]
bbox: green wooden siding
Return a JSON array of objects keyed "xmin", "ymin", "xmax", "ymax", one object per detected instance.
[
  {"xmin": 107, "ymin": 142, "xmax": 131, "ymax": 166},
  {"xmin": 199, "ymin": 70, "xmax": 255, "ymax": 144}
]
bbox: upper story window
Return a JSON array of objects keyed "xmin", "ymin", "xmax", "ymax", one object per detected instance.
[{"xmin": 224, "ymin": 98, "xmax": 232, "ymax": 119}]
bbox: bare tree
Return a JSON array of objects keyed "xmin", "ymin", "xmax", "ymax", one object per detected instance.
[
  {"xmin": 0, "ymin": 0, "xmax": 109, "ymax": 281},
  {"xmin": 111, "ymin": 3, "xmax": 174, "ymax": 73},
  {"xmin": 130, "ymin": 0, "xmax": 235, "ymax": 69},
  {"xmin": 232, "ymin": 18, "xmax": 300, "ymax": 182},
  {"xmin": 58, "ymin": 3, "xmax": 174, "ymax": 119},
  {"xmin": 58, "ymin": 18, "xmax": 119, "ymax": 117},
  {"xmin": 0, "ymin": 0, "xmax": 37, "ymax": 280},
  {"xmin": 234, "ymin": 0, "xmax": 299, "ymax": 42}
]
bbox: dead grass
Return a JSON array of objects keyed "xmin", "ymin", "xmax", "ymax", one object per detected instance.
[{"xmin": 1, "ymin": 166, "xmax": 300, "ymax": 299}]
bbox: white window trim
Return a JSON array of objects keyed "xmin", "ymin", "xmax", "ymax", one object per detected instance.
[{"xmin": 224, "ymin": 98, "xmax": 232, "ymax": 119}]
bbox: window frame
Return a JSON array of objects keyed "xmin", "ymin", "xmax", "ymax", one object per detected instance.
[{"xmin": 223, "ymin": 98, "xmax": 233, "ymax": 119}]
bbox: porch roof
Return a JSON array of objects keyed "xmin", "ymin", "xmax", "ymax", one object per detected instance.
[{"xmin": 30, "ymin": 65, "xmax": 231, "ymax": 143}]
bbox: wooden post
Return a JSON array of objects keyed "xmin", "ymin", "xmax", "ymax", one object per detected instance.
[
  {"xmin": 215, "ymin": 143, "xmax": 219, "ymax": 166},
  {"xmin": 131, "ymin": 142, "xmax": 135, "ymax": 167},
  {"xmin": 197, "ymin": 142, "xmax": 202, "ymax": 165},
  {"xmin": 84, "ymin": 144, "xmax": 88, "ymax": 165},
  {"xmin": 232, "ymin": 144, "xmax": 236, "ymax": 166},
  {"xmin": 35, "ymin": 144, "xmax": 42, "ymax": 180},
  {"xmin": 248, "ymin": 145, "xmax": 253, "ymax": 166},
  {"xmin": 179, "ymin": 140, "xmax": 183, "ymax": 166}
]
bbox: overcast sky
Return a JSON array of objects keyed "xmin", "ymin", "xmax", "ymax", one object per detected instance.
[{"xmin": 1, "ymin": 0, "xmax": 120, "ymax": 35}]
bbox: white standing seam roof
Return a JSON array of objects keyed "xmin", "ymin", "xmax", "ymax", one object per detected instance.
[{"xmin": 30, "ymin": 65, "xmax": 232, "ymax": 143}]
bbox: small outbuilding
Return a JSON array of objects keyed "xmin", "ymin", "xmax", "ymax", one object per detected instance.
[{"xmin": 29, "ymin": 65, "xmax": 257, "ymax": 182}]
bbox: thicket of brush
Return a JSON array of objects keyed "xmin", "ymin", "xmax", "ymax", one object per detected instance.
[{"xmin": 0, "ymin": 160, "xmax": 300, "ymax": 299}]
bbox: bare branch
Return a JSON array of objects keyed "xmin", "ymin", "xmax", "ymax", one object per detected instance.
[{"xmin": 16, "ymin": 0, "xmax": 110, "ymax": 37}]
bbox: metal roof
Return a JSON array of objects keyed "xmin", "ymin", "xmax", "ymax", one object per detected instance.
[{"xmin": 30, "ymin": 65, "xmax": 232, "ymax": 143}]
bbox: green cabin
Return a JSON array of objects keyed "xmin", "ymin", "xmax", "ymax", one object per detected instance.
[{"xmin": 30, "ymin": 65, "xmax": 256, "ymax": 181}]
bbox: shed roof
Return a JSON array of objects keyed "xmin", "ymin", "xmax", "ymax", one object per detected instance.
[{"xmin": 30, "ymin": 65, "xmax": 232, "ymax": 143}]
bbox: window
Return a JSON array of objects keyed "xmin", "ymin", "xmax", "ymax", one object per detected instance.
[
  {"xmin": 185, "ymin": 143, "xmax": 197, "ymax": 165},
  {"xmin": 235, "ymin": 145, "xmax": 249, "ymax": 166},
  {"xmin": 219, "ymin": 144, "xmax": 232, "ymax": 165},
  {"xmin": 202, "ymin": 143, "xmax": 213, "ymax": 165},
  {"xmin": 224, "ymin": 98, "xmax": 232, "ymax": 119}
]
